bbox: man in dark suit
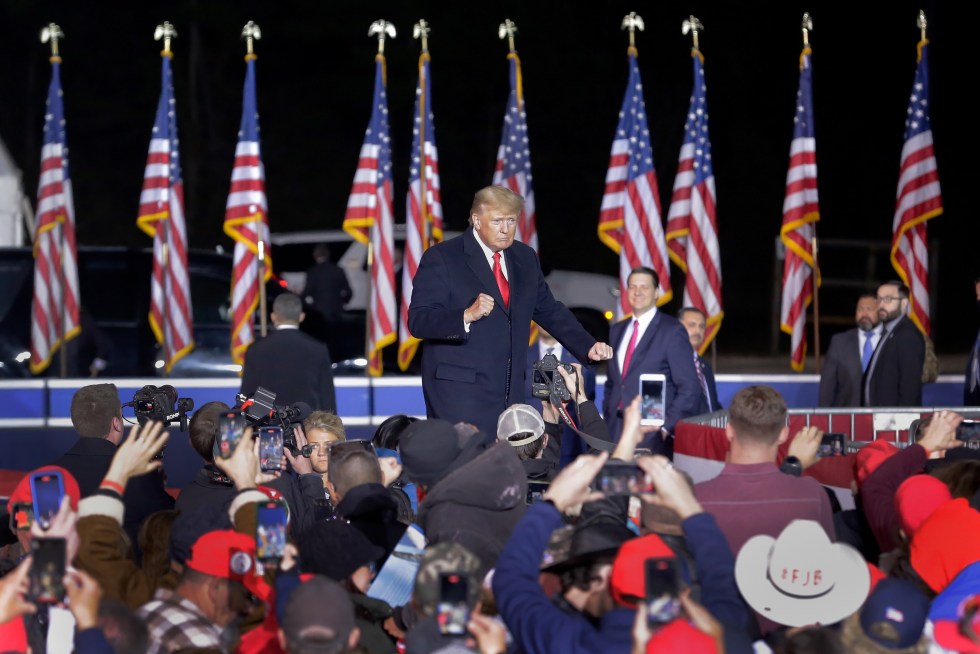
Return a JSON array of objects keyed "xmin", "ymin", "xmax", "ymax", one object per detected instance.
[
  {"xmin": 819, "ymin": 294, "xmax": 881, "ymax": 407},
  {"xmin": 524, "ymin": 326, "xmax": 596, "ymax": 467},
  {"xmin": 678, "ymin": 307, "xmax": 722, "ymax": 413},
  {"xmin": 409, "ymin": 186, "xmax": 612, "ymax": 436},
  {"xmin": 302, "ymin": 243, "xmax": 352, "ymax": 323},
  {"xmin": 864, "ymin": 281, "xmax": 925, "ymax": 407},
  {"xmin": 51, "ymin": 383, "xmax": 174, "ymax": 553},
  {"xmin": 241, "ymin": 292, "xmax": 336, "ymax": 411},
  {"xmin": 602, "ymin": 267, "xmax": 701, "ymax": 455}
]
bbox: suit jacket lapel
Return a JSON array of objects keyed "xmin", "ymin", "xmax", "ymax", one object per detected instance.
[
  {"xmin": 464, "ymin": 230, "xmax": 509, "ymax": 313},
  {"xmin": 632, "ymin": 311, "xmax": 662, "ymax": 360}
]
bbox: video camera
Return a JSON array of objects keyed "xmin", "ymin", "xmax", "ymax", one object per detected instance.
[
  {"xmin": 125, "ymin": 385, "xmax": 194, "ymax": 431},
  {"xmin": 235, "ymin": 387, "xmax": 311, "ymax": 457},
  {"xmin": 530, "ymin": 353, "xmax": 575, "ymax": 403}
]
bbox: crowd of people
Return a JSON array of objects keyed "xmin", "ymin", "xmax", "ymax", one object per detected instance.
[{"xmin": 1, "ymin": 186, "xmax": 978, "ymax": 653}]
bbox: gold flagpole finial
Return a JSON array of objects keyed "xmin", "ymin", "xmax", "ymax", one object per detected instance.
[
  {"xmin": 242, "ymin": 21, "xmax": 262, "ymax": 56},
  {"xmin": 154, "ymin": 21, "xmax": 178, "ymax": 54},
  {"xmin": 413, "ymin": 19, "xmax": 430, "ymax": 53},
  {"xmin": 368, "ymin": 20, "xmax": 396, "ymax": 55},
  {"xmin": 682, "ymin": 15, "xmax": 704, "ymax": 50},
  {"xmin": 916, "ymin": 10, "xmax": 928, "ymax": 41},
  {"xmin": 498, "ymin": 19, "xmax": 518, "ymax": 53},
  {"xmin": 40, "ymin": 23, "xmax": 64, "ymax": 58},
  {"xmin": 621, "ymin": 13, "xmax": 645, "ymax": 49},
  {"xmin": 801, "ymin": 13, "xmax": 813, "ymax": 47}
]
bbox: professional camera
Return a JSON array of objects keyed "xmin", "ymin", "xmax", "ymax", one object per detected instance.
[
  {"xmin": 530, "ymin": 353, "xmax": 575, "ymax": 403},
  {"xmin": 125, "ymin": 384, "xmax": 194, "ymax": 431},
  {"xmin": 235, "ymin": 387, "xmax": 311, "ymax": 457}
]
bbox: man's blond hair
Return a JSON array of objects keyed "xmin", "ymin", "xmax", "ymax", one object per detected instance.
[{"xmin": 470, "ymin": 185, "xmax": 524, "ymax": 219}]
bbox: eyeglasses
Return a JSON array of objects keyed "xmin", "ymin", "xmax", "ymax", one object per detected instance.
[{"xmin": 875, "ymin": 296, "xmax": 901, "ymax": 304}]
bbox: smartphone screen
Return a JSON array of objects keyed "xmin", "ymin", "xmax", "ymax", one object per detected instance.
[
  {"xmin": 645, "ymin": 557, "xmax": 681, "ymax": 625},
  {"xmin": 259, "ymin": 426, "xmax": 284, "ymax": 473},
  {"xmin": 639, "ymin": 375, "xmax": 666, "ymax": 427},
  {"xmin": 29, "ymin": 537, "xmax": 66, "ymax": 603},
  {"xmin": 592, "ymin": 461, "xmax": 653, "ymax": 495},
  {"xmin": 957, "ymin": 420, "xmax": 980, "ymax": 442},
  {"xmin": 217, "ymin": 411, "xmax": 246, "ymax": 459},
  {"xmin": 526, "ymin": 481, "xmax": 550, "ymax": 505},
  {"xmin": 818, "ymin": 432, "xmax": 846, "ymax": 457},
  {"xmin": 30, "ymin": 471, "xmax": 65, "ymax": 530},
  {"xmin": 256, "ymin": 501, "xmax": 288, "ymax": 562},
  {"xmin": 437, "ymin": 573, "xmax": 470, "ymax": 636}
]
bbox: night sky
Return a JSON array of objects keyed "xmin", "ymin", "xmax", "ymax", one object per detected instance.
[{"xmin": 1, "ymin": 0, "xmax": 975, "ymax": 363}]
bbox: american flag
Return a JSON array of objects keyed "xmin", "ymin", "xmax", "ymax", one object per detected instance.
[
  {"xmin": 399, "ymin": 51, "xmax": 443, "ymax": 371},
  {"xmin": 136, "ymin": 51, "xmax": 194, "ymax": 373},
  {"xmin": 891, "ymin": 39, "xmax": 942, "ymax": 336},
  {"xmin": 223, "ymin": 53, "xmax": 272, "ymax": 366},
  {"xmin": 492, "ymin": 53, "xmax": 537, "ymax": 252},
  {"xmin": 780, "ymin": 47, "xmax": 820, "ymax": 372},
  {"xmin": 598, "ymin": 47, "xmax": 672, "ymax": 318},
  {"xmin": 343, "ymin": 55, "xmax": 396, "ymax": 376},
  {"xmin": 30, "ymin": 54, "xmax": 79, "ymax": 375},
  {"xmin": 665, "ymin": 48, "xmax": 723, "ymax": 353}
]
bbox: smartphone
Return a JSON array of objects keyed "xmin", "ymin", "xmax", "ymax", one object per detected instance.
[
  {"xmin": 255, "ymin": 500, "xmax": 288, "ymax": 563},
  {"xmin": 29, "ymin": 537, "xmax": 66, "ymax": 603},
  {"xmin": 638, "ymin": 374, "xmax": 667, "ymax": 428},
  {"xmin": 30, "ymin": 471, "xmax": 65, "ymax": 530},
  {"xmin": 957, "ymin": 420, "xmax": 980, "ymax": 442},
  {"xmin": 818, "ymin": 432, "xmax": 846, "ymax": 457},
  {"xmin": 437, "ymin": 573, "xmax": 470, "ymax": 636},
  {"xmin": 258, "ymin": 426, "xmax": 284, "ymax": 473},
  {"xmin": 645, "ymin": 557, "xmax": 681, "ymax": 626},
  {"xmin": 526, "ymin": 481, "xmax": 550, "ymax": 505},
  {"xmin": 217, "ymin": 411, "xmax": 246, "ymax": 459},
  {"xmin": 592, "ymin": 461, "xmax": 653, "ymax": 495}
]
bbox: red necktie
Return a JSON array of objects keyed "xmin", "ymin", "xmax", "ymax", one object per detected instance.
[
  {"xmin": 493, "ymin": 252, "xmax": 510, "ymax": 307},
  {"xmin": 621, "ymin": 319, "xmax": 639, "ymax": 376}
]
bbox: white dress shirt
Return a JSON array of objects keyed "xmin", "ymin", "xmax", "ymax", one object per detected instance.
[{"xmin": 616, "ymin": 307, "xmax": 657, "ymax": 372}]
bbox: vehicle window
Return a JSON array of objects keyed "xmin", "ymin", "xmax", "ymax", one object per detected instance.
[
  {"xmin": 191, "ymin": 271, "xmax": 231, "ymax": 326},
  {"xmin": 0, "ymin": 256, "xmax": 31, "ymax": 323},
  {"xmin": 79, "ymin": 252, "xmax": 145, "ymax": 325}
]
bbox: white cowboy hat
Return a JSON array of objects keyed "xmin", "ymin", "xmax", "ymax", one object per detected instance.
[{"xmin": 735, "ymin": 519, "xmax": 870, "ymax": 627}]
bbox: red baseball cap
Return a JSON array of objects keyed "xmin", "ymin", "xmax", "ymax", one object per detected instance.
[
  {"xmin": 646, "ymin": 619, "xmax": 716, "ymax": 653},
  {"xmin": 7, "ymin": 466, "xmax": 81, "ymax": 514},
  {"xmin": 185, "ymin": 530, "xmax": 270, "ymax": 601},
  {"xmin": 854, "ymin": 440, "xmax": 899, "ymax": 487},
  {"xmin": 610, "ymin": 532, "xmax": 675, "ymax": 608}
]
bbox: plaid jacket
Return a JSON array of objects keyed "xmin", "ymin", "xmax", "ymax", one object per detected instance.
[{"xmin": 137, "ymin": 588, "xmax": 226, "ymax": 654}]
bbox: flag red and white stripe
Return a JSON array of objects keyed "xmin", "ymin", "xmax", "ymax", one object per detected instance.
[
  {"xmin": 780, "ymin": 47, "xmax": 820, "ymax": 372},
  {"xmin": 344, "ymin": 55, "xmax": 396, "ymax": 376},
  {"xmin": 30, "ymin": 55, "xmax": 80, "ymax": 375},
  {"xmin": 665, "ymin": 48, "xmax": 722, "ymax": 353},
  {"xmin": 891, "ymin": 39, "xmax": 942, "ymax": 336},
  {"xmin": 136, "ymin": 51, "xmax": 194, "ymax": 373},
  {"xmin": 399, "ymin": 51, "xmax": 443, "ymax": 371},
  {"xmin": 598, "ymin": 47, "xmax": 672, "ymax": 317},
  {"xmin": 224, "ymin": 54, "xmax": 272, "ymax": 366}
]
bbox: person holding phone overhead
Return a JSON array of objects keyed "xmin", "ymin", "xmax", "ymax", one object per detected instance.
[
  {"xmin": 409, "ymin": 186, "xmax": 612, "ymax": 437},
  {"xmin": 602, "ymin": 267, "xmax": 701, "ymax": 456}
]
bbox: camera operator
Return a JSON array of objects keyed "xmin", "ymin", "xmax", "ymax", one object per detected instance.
[
  {"xmin": 175, "ymin": 401, "xmax": 324, "ymax": 534},
  {"xmin": 49, "ymin": 383, "xmax": 174, "ymax": 558}
]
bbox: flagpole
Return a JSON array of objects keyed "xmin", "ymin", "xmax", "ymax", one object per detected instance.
[
  {"xmin": 414, "ymin": 20, "xmax": 431, "ymax": 247},
  {"xmin": 42, "ymin": 24, "xmax": 70, "ymax": 378},
  {"xmin": 242, "ymin": 21, "xmax": 268, "ymax": 340},
  {"xmin": 799, "ymin": 14, "xmax": 821, "ymax": 372},
  {"xmin": 155, "ymin": 22, "xmax": 176, "ymax": 375}
]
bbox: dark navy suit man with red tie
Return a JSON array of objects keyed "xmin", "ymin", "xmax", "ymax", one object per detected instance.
[
  {"xmin": 602, "ymin": 267, "xmax": 701, "ymax": 456},
  {"xmin": 409, "ymin": 186, "xmax": 613, "ymax": 436}
]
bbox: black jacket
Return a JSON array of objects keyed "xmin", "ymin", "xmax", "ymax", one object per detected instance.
[
  {"xmin": 864, "ymin": 315, "xmax": 924, "ymax": 407},
  {"xmin": 336, "ymin": 483, "xmax": 408, "ymax": 561},
  {"xmin": 175, "ymin": 464, "xmax": 324, "ymax": 535},
  {"xmin": 51, "ymin": 437, "xmax": 174, "ymax": 551},
  {"xmin": 417, "ymin": 442, "xmax": 527, "ymax": 576},
  {"xmin": 241, "ymin": 327, "xmax": 336, "ymax": 411}
]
